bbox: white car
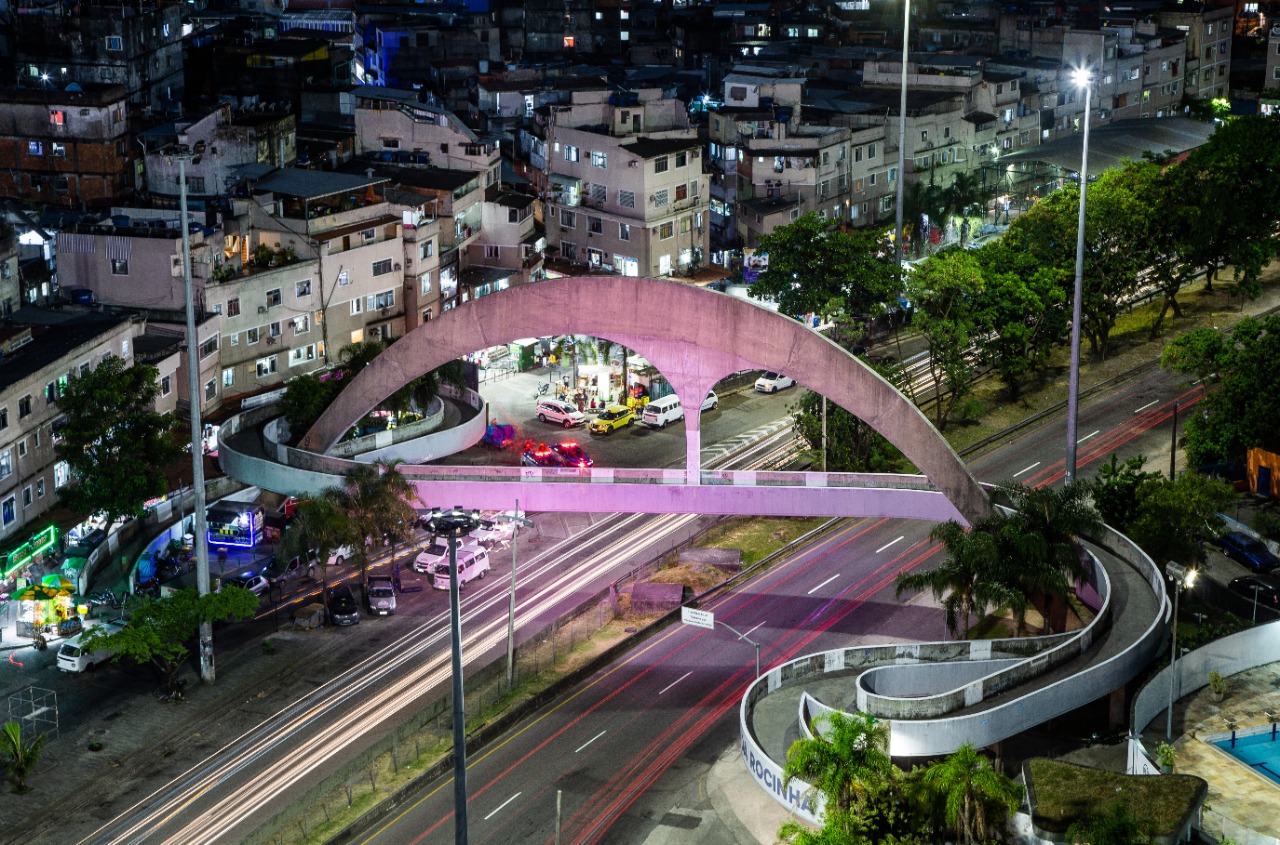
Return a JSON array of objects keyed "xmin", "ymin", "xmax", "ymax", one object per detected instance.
[
  {"xmin": 754, "ymin": 372, "xmax": 796, "ymax": 393},
  {"xmin": 473, "ymin": 510, "xmax": 530, "ymax": 546},
  {"xmin": 701, "ymin": 390, "xmax": 719, "ymax": 412},
  {"xmin": 535, "ymin": 399, "xmax": 585, "ymax": 428},
  {"xmin": 413, "ymin": 538, "xmax": 484, "ymax": 572}
]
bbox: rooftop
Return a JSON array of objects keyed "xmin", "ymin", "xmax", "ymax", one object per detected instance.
[{"xmin": 0, "ymin": 311, "xmax": 131, "ymax": 393}]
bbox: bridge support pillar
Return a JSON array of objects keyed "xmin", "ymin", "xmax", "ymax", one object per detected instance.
[{"xmin": 685, "ymin": 410, "xmax": 702, "ymax": 486}]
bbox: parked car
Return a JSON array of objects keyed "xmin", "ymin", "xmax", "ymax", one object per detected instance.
[
  {"xmin": 536, "ymin": 399, "xmax": 585, "ymax": 428},
  {"xmin": 522, "ymin": 442, "xmax": 565, "ymax": 467},
  {"xmin": 551, "ymin": 441, "xmax": 593, "ymax": 467},
  {"xmin": 754, "ymin": 372, "xmax": 796, "ymax": 393},
  {"xmin": 428, "ymin": 546, "xmax": 491, "ymax": 590},
  {"xmin": 57, "ymin": 625, "xmax": 122, "ymax": 673},
  {"xmin": 327, "ymin": 584, "xmax": 361, "ymax": 626},
  {"xmin": 1216, "ymin": 532, "xmax": 1280, "ymax": 572},
  {"xmin": 589, "ymin": 404, "xmax": 636, "ymax": 435},
  {"xmin": 223, "ymin": 573, "xmax": 271, "ymax": 597},
  {"xmin": 413, "ymin": 538, "xmax": 484, "ymax": 572},
  {"xmin": 1228, "ymin": 574, "xmax": 1280, "ymax": 608},
  {"xmin": 701, "ymin": 390, "xmax": 719, "ymax": 412},
  {"xmin": 366, "ymin": 576, "xmax": 397, "ymax": 616},
  {"xmin": 266, "ymin": 553, "xmax": 312, "ymax": 586}
]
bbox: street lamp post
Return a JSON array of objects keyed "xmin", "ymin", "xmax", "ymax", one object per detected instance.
[
  {"xmin": 494, "ymin": 501, "xmax": 535, "ymax": 690},
  {"xmin": 1165, "ymin": 561, "xmax": 1197, "ymax": 743},
  {"xmin": 1248, "ymin": 583, "xmax": 1264, "ymax": 625},
  {"xmin": 176, "ymin": 150, "xmax": 215, "ymax": 684},
  {"xmin": 429, "ymin": 505, "xmax": 482, "ymax": 845},
  {"xmin": 1065, "ymin": 69, "xmax": 1093, "ymax": 484},
  {"xmin": 894, "ymin": 0, "xmax": 911, "ymax": 267}
]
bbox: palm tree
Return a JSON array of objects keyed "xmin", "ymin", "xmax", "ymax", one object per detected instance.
[
  {"xmin": 782, "ymin": 710, "xmax": 894, "ymax": 826},
  {"xmin": 284, "ymin": 490, "xmax": 355, "ymax": 608},
  {"xmin": 1, "ymin": 721, "xmax": 47, "ymax": 794},
  {"xmin": 340, "ymin": 460, "xmax": 420, "ymax": 583},
  {"xmin": 897, "ymin": 518, "xmax": 1004, "ymax": 638},
  {"xmin": 917, "ymin": 742, "xmax": 1023, "ymax": 845}
]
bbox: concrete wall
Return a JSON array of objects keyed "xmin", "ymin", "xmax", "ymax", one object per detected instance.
[{"xmin": 328, "ymin": 395, "xmax": 445, "ymax": 459}]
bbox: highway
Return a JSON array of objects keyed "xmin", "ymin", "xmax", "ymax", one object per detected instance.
[{"xmin": 72, "ymin": 362, "xmax": 1203, "ymax": 845}]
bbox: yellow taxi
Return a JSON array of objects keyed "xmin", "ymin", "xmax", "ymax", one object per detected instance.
[{"xmin": 588, "ymin": 404, "xmax": 636, "ymax": 435}]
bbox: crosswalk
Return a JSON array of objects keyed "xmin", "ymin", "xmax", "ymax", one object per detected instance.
[{"xmin": 700, "ymin": 418, "xmax": 793, "ymax": 463}]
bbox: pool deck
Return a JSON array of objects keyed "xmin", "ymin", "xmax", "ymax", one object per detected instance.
[{"xmin": 1143, "ymin": 662, "xmax": 1280, "ymax": 843}]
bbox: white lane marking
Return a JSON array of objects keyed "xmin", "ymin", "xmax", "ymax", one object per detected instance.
[
  {"xmin": 659, "ymin": 672, "xmax": 692, "ymax": 695},
  {"xmin": 807, "ymin": 575, "xmax": 840, "ymax": 595},
  {"xmin": 1134, "ymin": 400, "xmax": 1158, "ymax": 413},
  {"xmin": 1013, "ymin": 462, "xmax": 1040, "ymax": 478},
  {"xmin": 575, "ymin": 731, "xmax": 607, "ymax": 753},
  {"xmin": 875, "ymin": 536, "xmax": 904, "ymax": 554},
  {"xmin": 484, "ymin": 792, "xmax": 522, "ymax": 820},
  {"xmin": 1077, "ymin": 430, "xmax": 1099, "ymax": 444},
  {"xmin": 740, "ymin": 622, "xmax": 765, "ymax": 640}
]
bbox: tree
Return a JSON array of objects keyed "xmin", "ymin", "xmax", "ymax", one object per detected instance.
[
  {"xmin": 916, "ymin": 742, "xmax": 1023, "ymax": 845},
  {"xmin": 281, "ymin": 372, "xmax": 343, "ymax": 435},
  {"xmin": 747, "ymin": 213, "xmax": 898, "ymax": 334},
  {"xmin": 78, "ymin": 587, "xmax": 260, "ymax": 694},
  {"xmin": 339, "ymin": 461, "xmax": 420, "ymax": 582},
  {"xmin": 1066, "ymin": 800, "xmax": 1152, "ymax": 845},
  {"xmin": 1126, "ymin": 472, "xmax": 1236, "ymax": 565},
  {"xmin": 283, "ymin": 489, "xmax": 357, "ymax": 607},
  {"xmin": 897, "ymin": 519, "xmax": 1006, "ymax": 638},
  {"xmin": 791, "ymin": 362, "xmax": 908, "ymax": 473},
  {"xmin": 904, "ymin": 249, "xmax": 985, "ymax": 429},
  {"xmin": 782, "ymin": 710, "xmax": 895, "ymax": 826},
  {"xmin": 1090, "ymin": 453, "xmax": 1162, "ymax": 531},
  {"xmin": 972, "ymin": 243, "xmax": 1069, "ymax": 398},
  {"xmin": 55, "ymin": 355, "xmax": 183, "ymax": 524},
  {"xmin": 1, "ymin": 721, "xmax": 46, "ymax": 794},
  {"xmin": 1162, "ymin": 316, "xmax": 1280, "ymax": 467},
  {"xmin": 1002, "ymin": 481, "xmax": 1101, "ymax": 583}
]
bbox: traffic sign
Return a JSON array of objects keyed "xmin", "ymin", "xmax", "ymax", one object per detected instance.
[{"xmin": 680, "ymin": 606, "xmax": 714, "ymax": 630}]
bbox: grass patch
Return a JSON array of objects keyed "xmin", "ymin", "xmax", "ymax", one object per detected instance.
[
  {"xmin": 693, "ymin": 516, "xmax": 829, "ymax": 566},
  {"xmin": 1027, "ymin": 758, "xmax": 1203, "ymax": 835}
]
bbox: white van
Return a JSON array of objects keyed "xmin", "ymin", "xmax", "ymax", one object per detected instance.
[
  {"xmin": 641, "ymin": 394, "xmax": 684, "ymax": 428},
  {"xmin": 428, "ymin": 546, "xmax": 491, "ymax": 590},
  {"xmin": 57, "ymin": 628, "xmax": 119, "ymax": 673}
]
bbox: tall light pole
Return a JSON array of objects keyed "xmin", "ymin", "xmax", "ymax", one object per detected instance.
[
  {"xmin": 495, "ymin": 501, "xmax": 535, "ymax": 690},
  {"xmin": 1065, "ymin": 68, "xmax": 1093, "ymax": 484},
  {"xmin": 1165, "ymin": 561, "xmax": 1197, "ymax": 743},
  {"xmin": 429, "ymin": 505, "xmax": 482, "ymax": 845},
  {"xmin": 177, "ymin": 150, "xmax": 215, "ymax": 683},
  {"xmin": 893, "ymin": 0, "xmax": 912, "ymax": 267}
]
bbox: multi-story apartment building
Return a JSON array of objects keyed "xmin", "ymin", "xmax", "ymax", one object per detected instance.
[
  {"xmin": 0, "ymin": 312, "xmax": 142, "ymax": 544},
  {"xmin": 497, "ymin": 0, "xmax": 631, "ymax": 62},
  {"xmin": 1, "ymin": 226, "xmax": 19, "ymax": 318},
  {"xmin": 1157, "ymin": 1, "xmax": 1234, "ymax": 101},
  {"xmin": 544, "ymin": 88, "xmax": 709, "ymax": 277},
  {"xmin": 11, "ymin": 0, "xmax": 184, "ymax": 114},
  {"xmin": 0, "ymin": 85, "xmax": 136, "ymax": 209},
  {"xmin": 1267, "ymin": 24, "xmax": 1280, "ymax": 101},
  {"xmin": 390, "ymin": 194, "xmax": 443, "ymax": 331},
  {"xmin": 357, "ymin": 5, "xmax": 501, "ymax": 96}
]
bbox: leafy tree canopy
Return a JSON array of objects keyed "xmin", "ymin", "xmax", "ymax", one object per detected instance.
[
  {"xmin": 1126, "ymin": 471, "xmax": 1236, "ymax": 565},
  {"xmin": 791, "ymin": 363, "xmax": 909, "ymax": 473},
  {"xmin": 1090, "ymin": 453, "xmax": 1162, "ymax": 531},
  {"xmin": 55, "ymin": 355, "xmax": 183, "ymax": 524},
  {"xmin": 747, "ymin": 213, "xmax": 898, "ymax": 333}
]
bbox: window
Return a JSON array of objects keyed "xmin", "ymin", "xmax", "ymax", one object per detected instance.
[
  {"xmin": 19, "ymin": 396, "xmax": 31, "ymax": 419},
  {"xmin": 618, "ymin": 190, "xmax": 635, "ymax": 208},
  {"xmin": 588, "ymin": 217, "xmax": 602, "ymax": 235},
  {"xmin": 888, "ymin": 167, "xmax": 897, "ymax": 183},
  {"xmin": 508, "ymin": 208, "xmax": 520, "ymax": 223},
  {"xmin": 28, "ymin": 141, "xmax": 42, "ymax": 156},
  {"xmin": 676, "ymin": 152, "xmax": 688, "ymax": 168},
  {"xmin": 921, "ymin": 130, "xmax": 929, "ymax": 142},
  {"xmin": 561, "ymin": 210, "xmax": 577, "ymax": 229},
  {"xmin": 619, "ymin": 223, "xmax": 631, "ymax": 241},
  {"xmin": 18, "ymin": 439, "xmax": 26, "ymax": 457},
  {"xmin": 351, "ymin": 298, "xmax": 364, "ymax": 316},
  {"xmin": 869, "ymin": 172, "xmax": 877, "ymax": 186},
  {"xmin": 367, "ymin": 290, "xmax": 395, "ymax": 311},
  {"xmin": 338, "ymin": 269, "xmax": 351, "ymax": 286},
  {"xmin": 485, "ymin": 244, "xmax": 500, "ymax": 259},
  {"xmin": 561, "ymin": 241, "xmax": 577, "ymax": 261},
  {"xmin": 105, "ymin": 35, "xmax": 122, "ymax": 51},
  {"xmin": 222, "ymin": 368, "xmax": 235, "ymax": 388},
  {"xmin": 37, "ymin": 479, "xmax": 44, "ymax": 498},
  {"xmin": 564, "ymin": 145, "xmax": 580, "ymax": 162},
  {"xmin": 52, "ymin": 143, "xmax": 66, "ymax": 158},
  {"xmin": 868, "ymin": 143, "xmax": 877, "ymax": 159},
  {"xmin": 655, "ymin": 156, "xmax": 669, "ymax": 174},
  {"xmin": 591, "ymin": 150, "xmax": 607, "ymax": 168},
  {"xmin": 295, "ymin": 279, "xmax": 312, "ymax": 297},
  {"xmin": 204, "ymin": 379, "xmax": 217, "ymax": 401},
  {"xmin": 199, "ymin": 335, "xmax": 219, "ymax": 359},
  {"xmin": 23, "ymin": 487, "xmax": 31, "ymax": 509},
  {"xmin": 111, "ymin": 259, "xmax": 129, "ymax": 275},
  {"xmin": 292, "ymin": 315, "xmax": 310, "ymax": 334},
  {"xmin": 659, "ymin": 222, "xmax": 674, "ymax": 239},
  {"xmin": 420, "ymin": 240, "xmax": 434, "ymax": 260},
  {"xmin": 266, "ymin": 288, "xmax": 282, "ymax": 308},
  {"xmin": 268, "ymin": 321, "xmax": 282, "ymax": 339},
  {"xmin": 289, "ymin": 344, "xmax": 319, "ymax": 366},
  {"xmin": 420, "ymin": 272, "xmax": 432, "ymax": 295},
  {"xmin": 675, "ymin": 184, "xmax": 688, "ymax": 202},
  {"xmin": 2, "ymin": 496, "xmax": 14, "ymax": 527},
  {"xmin": 0, "ymin": 450, "xmax": 10, "ymax": 480},
  {"xmin": 227, "ymin": 297, "xmax": 241, "ymax": 317},
  {"xmin": 653, "ymin": 189, "xmax": 669, "ymax": 207},
  {"xmin": 256, "ymin": 357, "xmax": 277, "ymax": 378},
  {"xmin": 246, "ymin": 327, "xmax": 260, "ymax": 344},
  {"xmin": 0, "ymin": 408, "xmax": 6, "ymax": 430},
  {"xmin": 372, "ymin": 258, "xmax": 394, "ymax": 276}
]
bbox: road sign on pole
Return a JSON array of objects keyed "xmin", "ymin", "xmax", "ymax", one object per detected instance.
[{"xmin": 681, "ymin": 606, "xmax": 714, "ymax": 630}]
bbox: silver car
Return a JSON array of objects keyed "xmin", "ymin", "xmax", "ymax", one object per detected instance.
[
  {"xmin": 536, "ymin": 399, "xmax": 585, "ymax": 428},
  {"xmin": 366, "ymin": 576, "xmax": 397, "ymax": 616}
]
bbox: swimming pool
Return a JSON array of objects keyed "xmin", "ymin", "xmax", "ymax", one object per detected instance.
[{"xmin": 1209, "ymin": 725, "xmax": 1280, "ymax": 786}]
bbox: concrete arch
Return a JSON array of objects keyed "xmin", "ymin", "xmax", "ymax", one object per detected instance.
[{"xmin": 301, "ymin": 276, "xmax": 989, "ymax": 524}]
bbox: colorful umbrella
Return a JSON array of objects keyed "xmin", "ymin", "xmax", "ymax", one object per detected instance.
[
  {"xmin": 41, "ymin": 573, "xmax": 75, "ymax": 591},
  {"xmin": 11, "ymin": 584, "xmax": 71, "ymax": 601}
]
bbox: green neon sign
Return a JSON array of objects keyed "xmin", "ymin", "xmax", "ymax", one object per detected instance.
[{"xmin": 3, "ymin": 525, "xmax": 59, "ymax": 577}]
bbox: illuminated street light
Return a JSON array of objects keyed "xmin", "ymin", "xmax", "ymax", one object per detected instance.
[
  {"xmin": 428, "ymin": 505, "xmax": 482, "ymax": 845},
  {"xmin": 1165, "ymin": 561, "xmax": 1197, "ymax": 743},
  {"xmin": 1065, "ymin": 68, "xmax": 1092, "ymax": 483}
]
